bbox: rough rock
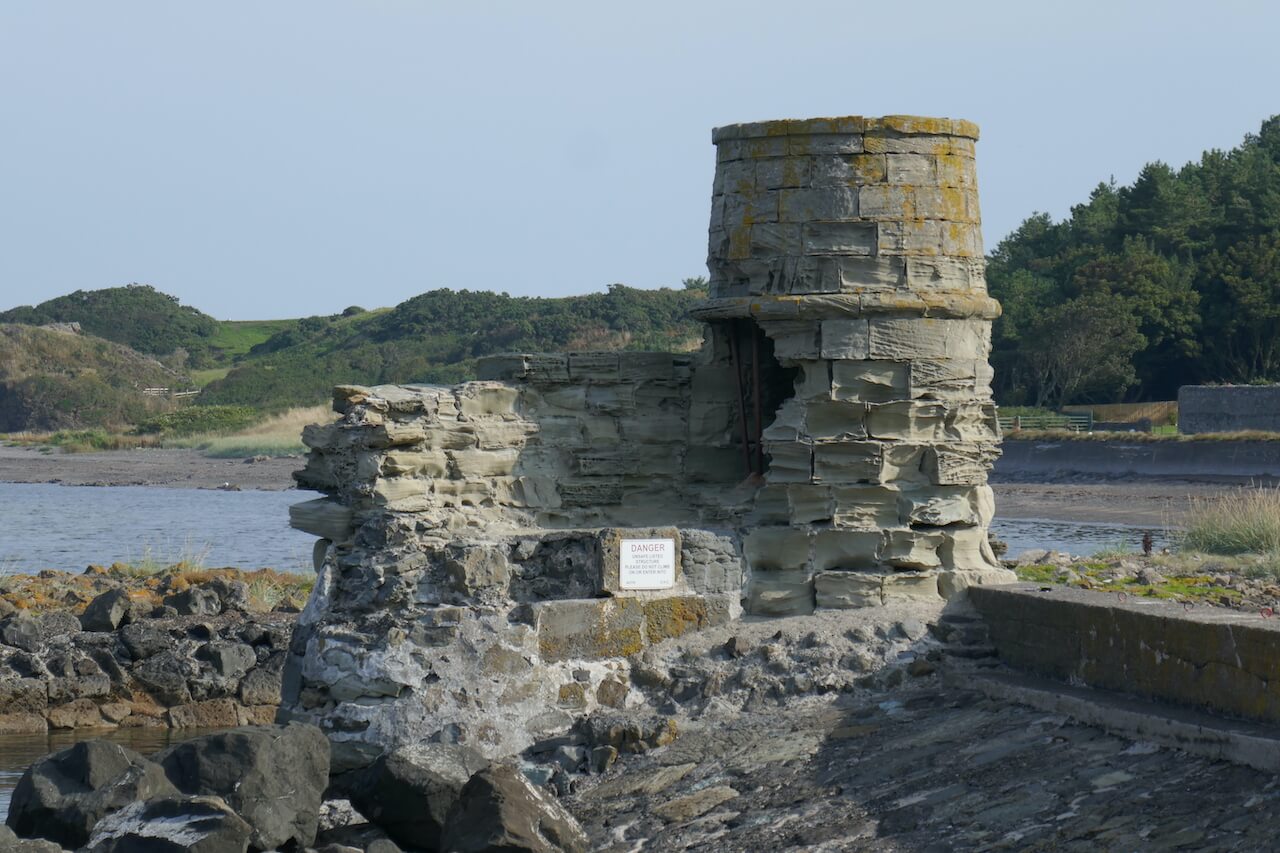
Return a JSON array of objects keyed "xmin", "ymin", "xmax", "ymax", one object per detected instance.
[
  {"xmin": 79, "ymin": 589, "xmax": 133, "ymax": 632},
  {"xmin": 348, "ymin": 743, "xmax": 488, "ymax": 851},
  {"xmin": 0, "ymin": 825, "xmax": 66, "ymax": 852},
  {"xmin": 440, "ymin": 764, "xmax": 589, "ymax": 853},
  {"xmin": 5, "ymin": 740, "xmax": 178, "ymax": 848},
  {"xmin": 155, "ymin": 723, "xmax": 330, "ymax": 851},
  {"xmin": 164, "ymin": 586, "xmax": 222, "ymax": 617},
  {"xmin": 82, "ymin": 795, "xmax": 252, "ymax": 853}
]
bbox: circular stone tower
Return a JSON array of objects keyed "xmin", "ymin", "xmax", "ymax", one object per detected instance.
[{"xmin": 692, "ymin": 116, "xmax": 1012, "ymax": 615}]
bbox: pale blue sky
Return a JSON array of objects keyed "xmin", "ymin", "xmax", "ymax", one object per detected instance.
[{"xmin": 2, "ymin": 1, "xmax": 1276, "ymax": 319}]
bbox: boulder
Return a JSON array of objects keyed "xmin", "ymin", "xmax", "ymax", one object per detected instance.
[
  {"xmin": 38, "ymin": 612, "xmax": 82, "ymax": 642},
  {"xmin": 204, "ymin": 578, "xmax": 252, "ymax": 613},
  {"xmin": 5, "ymin": 740, "xmax": 178, "ymax": 848},
  {"xmin": 119, "ymin": 623, "xmax": 171, "ymax": 660},
  {"xmin": 195, "ymin": 642, "xmax": 256, "ymax": 679},
  {"xmin": 440, "ymin": 764, "xmax": 589, "ymax": 853},
  {"xmin": 1, "ymin": 614, "xmax": 43, "ymax": 652},
  {"xmin": 0, "ymin": 824, "xmax": 66, "ymax": 852},
  {"xmin": 349, "ymin": 743, "xmax": 488, "ymax": 851},
  {"xmin": 131, "ymin": 652, "xmax": 192, "ymax": 705},
  {"xmin": 164, "ymin": 586, "xmax": 222, "ymax": 617},
  {"xmin": 155, "ymin": 723, "xmax": 329, "ymax": 851},
  {"xmin": 83, "ymin": 795, "xmax": 252, "ymax": 853},
  {"xmin": 238, "ymin": 667, "xmax": 282, "ymax": 706},
  {"xmin": 79, "ymin": 589, "xmax": 132, "ymax": 632}
]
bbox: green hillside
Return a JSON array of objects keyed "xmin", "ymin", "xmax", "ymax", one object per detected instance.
[
  {"xmin": 0, "ymin": 282, "xmax": 707, "ymax": 427},
  {"xmin": 0, "ymin": 284, "xmax": 218, "ymax": 362},
  {"xmin": 0, "ymin": 325, "xmax": 188, "ymax": 431},
  {"xmin": 199, "ymin": 285, "xmax": 706, "ymax": 409},
  {"xmin": 989, "ymin": 115, "xmax": 1280, "ymax": 407}
]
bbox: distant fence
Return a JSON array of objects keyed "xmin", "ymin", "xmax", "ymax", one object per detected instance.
[
  {"xmin": 142, "ymin": 387, "xmax": 201, "ymax": 399},
  {"xmin": 996, "ymin": 412, "xmax": 1093, "ymax": 433}
]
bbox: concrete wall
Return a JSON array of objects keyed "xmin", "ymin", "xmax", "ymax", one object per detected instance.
[
  {"xmin": 1179, "ymin": 385, "xmax": 1280, "ymax": 434},
  {"xmin": 996, "ymin": 437, "xmax": 1280, "ymax": 481},
  {"xmin": 971, "ymin": 585, "xmax": 1280, "ymax": 724}
]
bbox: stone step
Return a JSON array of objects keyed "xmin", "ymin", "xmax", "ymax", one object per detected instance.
[
  {"xmin": 945, "ymin": 645, "xmax": 998, "ymax": 660},
  {"xmin": 947, "ymin": 668, "xmax": 1280, "ymax": 774}
]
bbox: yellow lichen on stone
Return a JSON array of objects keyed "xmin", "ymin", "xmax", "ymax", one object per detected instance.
[
  {"xmin": 850, "ymin": 154, "xmax": 887, "ymax": 184},
  {"xmin": 941, "ymin": 187, "xmax": 969, "ymax": 222},
  {"xmin": 727, "ymin": 226, "xmax": 752, "ymax": 260},
  {"xmin": 643, "ymin": 596, "xmax": 709, "ymax": 644}
]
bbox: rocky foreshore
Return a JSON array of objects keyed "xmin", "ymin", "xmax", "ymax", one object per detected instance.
[{"xmin": 0, "ymin": 566, "xmax": 309, "ymax": 733}]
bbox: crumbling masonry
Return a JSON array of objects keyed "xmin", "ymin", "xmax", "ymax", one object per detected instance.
[{"xmin": 283, "ymin": 116, "xmax": 1014, "ymax": 764}]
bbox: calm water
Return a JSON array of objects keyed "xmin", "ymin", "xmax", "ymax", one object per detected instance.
[
  {"xmin": 0, "ymin": 482, "xmax": 322, "ymax": 576},
  {"xmin": 992, "ymin": 517, "xmax": 1172, "ymax": 558}
]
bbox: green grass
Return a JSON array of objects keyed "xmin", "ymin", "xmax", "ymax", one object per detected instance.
[
  {"xmin": 1091, "ymin": 539, "xmax": 1141, "ymax": 560},
  {"xmin": 132, "ymin": 405, "xmax": 262, "ymax": 437},
  {"xmin": 189, "ymin": 367, "xmax": 231, "ymax": 387},
  {"xmin": 207, "ymin": 319, "xmax": 298, "ymax": 359},
  {"xmin": 112, "ymin": 538, "xmax": 213, "ymax": 577},
  {"xmin": 25, "ymin": 429, "xmax": 154, "ymax": 453},
  {"xmin": 1179, "ymin": 487, "xmax": 1280, "ymax": 555},
  {"xmin": 187, "ymin": 435, "xmax": 306, "ymax": 458}
]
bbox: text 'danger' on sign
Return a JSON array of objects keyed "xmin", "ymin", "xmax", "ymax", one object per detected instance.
[{"xmin": 619, "ymin": 538, "xmax": 676, "ymax": 590}]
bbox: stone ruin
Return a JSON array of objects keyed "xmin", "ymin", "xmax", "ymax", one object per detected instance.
[{"xmin": 282, "ymin": 115, "xmax": 1014, "ymax": 765}]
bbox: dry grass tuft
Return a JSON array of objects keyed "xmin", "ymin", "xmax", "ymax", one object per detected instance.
[{"xmin": 1178, "ymin": 487, "xmax": 1280, "ymax": 555}]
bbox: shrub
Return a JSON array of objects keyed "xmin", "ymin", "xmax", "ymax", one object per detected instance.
[
  {"xmin": 1179, "ymin": 488, "xmax": 1280, "ymax": 555},
  {"xmin": 133, "ymin": 405, "xmax": 262, "ymax": 436}
]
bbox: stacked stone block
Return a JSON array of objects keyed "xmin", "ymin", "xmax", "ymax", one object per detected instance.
[{"xmin": 695, "ymin": 116, "xmax": 1010, "ymax": 615}]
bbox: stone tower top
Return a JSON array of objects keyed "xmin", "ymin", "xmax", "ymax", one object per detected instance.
[{"xmin": 696, "ymin": 113, "xmax": 997, "ymax": 323}]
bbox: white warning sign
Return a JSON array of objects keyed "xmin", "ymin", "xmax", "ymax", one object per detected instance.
[{"xmin": 619, "ymin": 538, "xmax": 676, "ymax": 590}]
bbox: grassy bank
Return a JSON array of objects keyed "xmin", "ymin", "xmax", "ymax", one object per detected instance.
[{"xmin": 1, "ymin": 403, "xmax": 328, "ymax": 457}]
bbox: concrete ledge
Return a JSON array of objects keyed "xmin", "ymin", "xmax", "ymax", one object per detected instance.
[
  {"xmin": 970, "ymin": 584, "xmax": 1280, "ymax": 724},
  {"xmin": 950, "ymin": 668, "xmax": 1280, "ymax": 773},
  {"xmin": 996, "ymin": 438, "xmax": 1280, "ymax": 481}
]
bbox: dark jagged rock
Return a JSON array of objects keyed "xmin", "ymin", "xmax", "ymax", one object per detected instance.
[
  {"xmin": 348, "ymin": 743, "xmax": 488, "ymax": 851},
  {"xmin": 83, "ymin": 795, "xmax": 252, "ymax": 853},
  {"xmin": 131, "ymin": 651, "xmax": 193, "ymax": 705},
  {"xmin": 118, "ymin": 622, "xmax": 171, "ymax": 661},
  {"xmin": 154, "ymin": 723, "xmax": 329, "ymax": 851},
  {"xmin": 5, "ymin": 740, "xmax": 178, "ymax": 848},
  {"xmin": 164, "ymin": 586, "xmax": 222, "ymax": 617},
  {"xmin": 196, "ymin": 642, "xmax": 256, "ymax": 679},
  {"xmin": 441, "ymin": 764, "xmax": 589, "ymax": 853},
  {"xmin": 0, "ymin": 824, "xmax": 66, "ymax": 852},
  {"xmin": 79, "ymin": 589, "xmax": 134, "ymax": 632}
]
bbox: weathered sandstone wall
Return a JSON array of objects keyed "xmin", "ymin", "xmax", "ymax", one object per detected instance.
[{"xmin": 282, "ymin": 115, "xmax": 1012, "ymax": 764}]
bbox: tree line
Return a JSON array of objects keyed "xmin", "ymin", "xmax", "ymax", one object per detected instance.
[{"xmin": 988, "ymin": 115, "xmax": 1280, "ymax": 407}]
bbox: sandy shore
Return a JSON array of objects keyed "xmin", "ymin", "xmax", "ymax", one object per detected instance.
[
  {"xmin": 1, "ymin": 443, "xmax": 1248, "ymax": 526},
  {"xmin": 0, "ymin": 444, "xmax": 300, "ymax": 491}
]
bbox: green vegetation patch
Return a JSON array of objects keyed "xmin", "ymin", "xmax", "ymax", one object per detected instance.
[
  {"xmin": 0, "ymin": 284, "xmax": 216, "ymax": 358},
  {"xmin": 133, "ymin": 405, "xmax": 262, "ymax": 437},
  {"xmin": 1179, "ymin": 487, "xmax": 1280, "ymax": 555}
]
